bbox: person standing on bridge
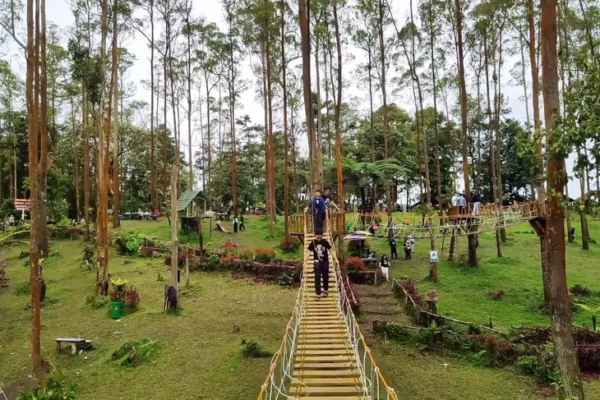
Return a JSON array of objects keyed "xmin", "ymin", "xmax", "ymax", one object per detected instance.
[
  {"xmin": 308, "ymin": 234, "xmax": 331, "ymax": 301},
  {"xmin": 305, "ymin": 189, "xmax": 326, "ymax": 234}
]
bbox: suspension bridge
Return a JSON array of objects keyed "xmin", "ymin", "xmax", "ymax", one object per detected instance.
[
  {"xmin": 257, "ymin": 215, "xmax": 398, "ymax": 400},
  {"xmin": 257, "ymin": 203, "xmax": 542, "ymax": 399}
]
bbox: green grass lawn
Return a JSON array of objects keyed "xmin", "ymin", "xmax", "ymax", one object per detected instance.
[
  {"xmin": 365, "ymin": 217, "xmax": 600, "ymax": 330},
  {"xmin": 0, "ymin": 239, "xmax": 296, "ymax": 400},
  {"xmin": 115, "ymin": 214, "xmax": 302, "ymax": 260},
  {"xmin": 2, "ymin": 214, "xmax": 600, "ymax": 399}
]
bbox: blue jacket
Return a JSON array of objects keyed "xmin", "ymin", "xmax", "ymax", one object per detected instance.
[{"xmin": 309, "ymin": 197, "xmax": 326, "ymax": 216}]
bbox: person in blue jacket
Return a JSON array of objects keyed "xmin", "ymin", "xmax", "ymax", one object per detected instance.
[{"xmin": 305, "ymin": 189, "xmax": 326, "ymax": 234}]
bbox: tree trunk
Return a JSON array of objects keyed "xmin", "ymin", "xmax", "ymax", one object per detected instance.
[
  {"xmin": 484, "ymin": 28, "xmax": 503, "ymax": 259},
  {"xmin": 529, "ymin": 0, "xmax": 546, "ymax": 207},
  {"xmin": 167, "ymin": 13, "xmax": 180, "ymax": 294},
  {"xmin": 163, "ymin": 52, "xmax": 168, "ymax": 211},
  {"xmin": 72, "ymin": 97, "xmax": 80, "ymax": 220},
  {"xmin": 187, "ymin": 16, "xmax": 194, "ymax": 191},
  {"xmin": 39, "ymin": 0, "xmax": 48, "ymax": 258},
  {"xmin": 204, "ymin": 73, "xmax": 212, "ymax": 206},
  {"xmin": 299, "ymin": 0, "xmax": 317, "ymax": 193},
  {"xmin": 112, "ymin": 26, "xmax": 121, "ymax": 228},
  {"xmin": 333, "ymin": 0, "xmax": 343, "ymax": 215},
  {"xmin": 454, "ymin": 0, "xmax": 477, "ymax": 267},
  {"xmin": 150, "ymin": 0, "xmax": 156, "ymax": 211},
  {"xmin": 27, "ymin": 0, "xmax": 44, "ymax": 385},
  {"xmin": 83, "ymin": 90, "xmax": 90, "ymax": 239},
  {"xmin": 577, "ymin": 149, "xmax": 590, "ymax": 251},
  {"xmin": 495, "ymin": 27, "xmax": 506, "ymax": 244},
  {"xmin": 281, "ymin": 0, "xmax": 290, "ymax": 241},
  {"xmin": 315, "ymin": 35, "xmax": 324, "ymax": 188},
  {"xmin": 228, "ymin": 22, "xmax": 237, "ymax": 215},
  {"xmin": 541, "ymin": 1, "xmax": 585, "ymax": 398},
  {"xmin": 378, "ymin": 0, "xmax": 393, "ymax": 236},
  {"xmin": 266, "ymin": 27, "xmax": 276, "ymax": 236}
]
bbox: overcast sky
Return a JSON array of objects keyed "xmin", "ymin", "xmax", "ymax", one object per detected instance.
[{"xmin": 39, "ymin": 0, "xmax": 583, "ymax": 199}]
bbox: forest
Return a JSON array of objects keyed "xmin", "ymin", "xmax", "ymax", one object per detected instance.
[{"xmin": 1, "ymin": 0, "xmax": 600, "ymax": 399}]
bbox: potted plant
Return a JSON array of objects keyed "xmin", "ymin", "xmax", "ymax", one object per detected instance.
[{"xmin": 109, "ymin": 278, "xmax": 129, "ymax": 319}]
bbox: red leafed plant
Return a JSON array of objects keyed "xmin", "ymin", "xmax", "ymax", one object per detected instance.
[
  {"xmin": 279, "ymin": 236, "xmax": 301, "ymax": 253},
  {"xmin": 124, "ymin": 287, "xmax": 140, "ymax": 309},
  {"xmin": 488, "ymin": 290, "xmax": 505, "ymax": 301},
  {"xmin": 345, "ymin": 256, "xmax": 365, "ymax": 273},
  {"xmin": 254, "ymin": 248, "xmax": 276, "ymax": 264},
  {"xmin": 220, "ymin": 254, "xmax": 236, "ymax": 268},
  {"xmin": 400, "ymin": 279, "xmax": 422, "ymax": 305},
  {"xmin": 140, "ymin": 246, "xmax": 154, "ymax": 258}
]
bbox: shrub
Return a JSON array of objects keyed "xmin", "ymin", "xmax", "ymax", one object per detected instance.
[
  {"xmin": 238, "ymin": 251, "xmax": 254, "ymax": 261},
  {"xmin": 200, "ymin": 254, "xmax": 220, "ymax": 271},
  {"xmin": 109, "ymin": 278, "xmax": 129, "ymax": 302},
  {"xmin": 484, "ymin": 335, "xmax": 499, "ymax": 362},
  {"xmin": 164, "ymin": 254, "xmax": 186, "ymax": 267},
  {"xmin": 124, "ymin": 287, "xmax": 140, "ymax": 309},
  {"xmin": 279, "ymin": 236, "xmax": 301, "ymax": 253},
  {"xmin": 87, "ymin": 295, "xmax": 110, "ymax": 310},
  {"xmin": 570, "ymin": 284, "xmax": 591, "ymax": 297},
  {"xmin": 345, "ymin": 256, "xmax": 365, "ymax": 273},
  {"xmin": 517, "ymin": 355, "xmax": 537, "ymax": 376},
  {"xmin": 518, "ymin": 342, "xmax": 559, "ymax": 383},
  {"xmin": 241, "ymin": 339, "xmax": 272, "ymax": 358},
  {"xmin": 140, "ymin": 246, "xmax": 155, "ymax": 258},
  {"xmin": 15, "ymin": 283, "xmax": 30, "ymax": 296},
  {"xmin": 219, "ymin": 254, "xmax": 236, "ymax": 269},
  {"xmin": 82, "ymin": 245, "xmax": 95, "ymax": 266},
  {"xmin": 488, "ymin": 290, "xmax": 505, "ymax": 300},
  {"xmin": 17, "ymin": 377, "xmax": 76, "ymax": 400},
  {"xmin": 400, "ymin": 279, "xmax": 422, "ymax": 305},
  {"xmin": 111, "ymin": 338, "xmax": 162, "ymax": 367},
  {"xmin": 254, "ymin": 248, "xmax": 276, "ymax": 264},
  {"xmin": 577, "ymin": 343, "xmax": 600, "ymax": 371}
]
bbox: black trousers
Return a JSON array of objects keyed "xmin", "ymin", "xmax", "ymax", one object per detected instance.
[
  {"xmin": 390, "ymin": 247, "xmax": 398, "ymax": 260},
  {"xmin": 314, "ymin": 261, "xmax": 329, "ymax": 296},
  {"xmin": 239, "ymin": 222, "xmax": 245, "ymax": 231},
  {"xmin": 313, "ymin": 214, "xmax": 324, "ymax": 234},
  {"xmin": 405, "ymin": 249, "xmax": 412, "ymax": 260}
]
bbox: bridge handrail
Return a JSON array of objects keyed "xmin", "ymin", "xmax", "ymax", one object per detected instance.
[
  {"xmin": 256, "ymin": 242, "xmax": 309, "ymax": 400},
  {"xmin": 330, "ymin": 226, "xmax": 398, "ymax": 399}
]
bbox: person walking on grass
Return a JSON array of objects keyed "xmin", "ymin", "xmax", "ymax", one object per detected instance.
[
  {"xmin": 305, "ymin": 189, "xmax": 326, "ymax": 234},
  {"xmin": 404, "ymin": 237, "xmax": 412, "ymax": 260},
  {"xmin": 389, "ymin": 237, "xmax": 398, "ymax": 260},
  {"xmin": 233, "ymin": 214, "xmax": 239, "ymax": 233},
  {"xmin": 239, "ymin": 214, "xmax": 245, "ymax": 231},
  {"xmin": 379, "ymin": 255, "xmax": 390, "ymax": 281},
  {"xmin": 308, "ymin": 234, "xmax": 332, "ymax": 301}
]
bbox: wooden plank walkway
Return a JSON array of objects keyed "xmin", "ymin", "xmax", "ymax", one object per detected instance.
[{"xmin": 290, "ymin": 233, "xmax": 367, "ymax": 400}]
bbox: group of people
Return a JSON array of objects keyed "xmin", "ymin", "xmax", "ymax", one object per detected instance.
[
  {"xmin": 451, "ymin": 192, "xmax": 481, "ymax": 215},
  {"xmin": 306, "ymin": 188, "xmax": 421, "ymax": 300},
  {"xmin": 388, "ymin": 235, "xmax": 415, "ymax": 261},
  {"xmin": 305, "ymin": 188, "xmax": 340, "ymax": 234},
  {"xmin": 232, "ymin": 215, "xmax": 246, "ymax": 233}
]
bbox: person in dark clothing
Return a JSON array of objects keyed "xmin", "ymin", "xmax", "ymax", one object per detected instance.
[
  {"xmin": 239, "ymin": 214, "xmax": 245, "ymax": 231},
  {"xmin": 305, "ymin": 189, "xmax": 326, "ymax": 234},
  {"xmin": 389, "ymin": 238, "xmax": 398, "ymax": 260},
  {"xmin": 404, "ymin": 238, "xmax": 412, "ymax": 260},
  {"xmin": 308, "ymin": 235, "xmax": 332, "ymax": 300},
  {"xmin": 233, "ymin": 215, "xmax": 239, "ymax": 233}
]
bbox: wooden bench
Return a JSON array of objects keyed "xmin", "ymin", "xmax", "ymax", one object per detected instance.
[{"xmin": 55, "ymin": 338, "xmax": 92, "ymax": 355}]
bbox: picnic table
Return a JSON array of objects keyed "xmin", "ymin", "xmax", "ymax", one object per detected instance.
[
  {"xmin": 55, "ymin": 337, "xmax": 92, "ymax": 355},
  {"xmin": 361, "ymin": 257, "xmax": 378, "ymax": 267}
]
